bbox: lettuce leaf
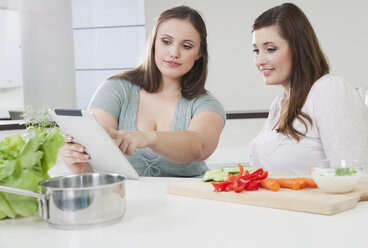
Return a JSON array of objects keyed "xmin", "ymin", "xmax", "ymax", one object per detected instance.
[{"xmin": 0, "ymin": 128, "xmax": 65, "ymax": 219}]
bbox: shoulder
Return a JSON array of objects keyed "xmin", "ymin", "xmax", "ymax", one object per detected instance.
[
  {"xmin": 310, "ymin": 74, "xmax": 354, "ymax": 98},
  {"xmin": 190, "ymin": 93, "xmax": 226, "ymax": 119},
  {"xmin": 307, "ymin": 74, "xmax": 364, "ymax": 119},
  {"xmin": 92, "ymin": 78, "xmax": 139, "ymax": 101},
  {"xmin": 100, "ymin": 78, "xmax": 138, "ymax": 92},
  {"xmin": 192, "ymin": 93, "xmax": 221, "ymax": 103}
]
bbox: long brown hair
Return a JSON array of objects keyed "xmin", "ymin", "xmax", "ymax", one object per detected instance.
[
  {"xmin": 253, "ymin": 3, "xmax": 329, "ymax": 141},
  {"xmin": 109, "ymin": 6, "xmax": 208, "ymax": 99}
]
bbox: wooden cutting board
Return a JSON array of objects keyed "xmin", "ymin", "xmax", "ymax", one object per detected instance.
[{"xmin": 167, "ymin": 176, "xmax": 368, "ymax": 215}]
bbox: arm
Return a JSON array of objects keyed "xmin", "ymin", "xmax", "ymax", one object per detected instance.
[
  {"xmin": 91, "ymin": 107, "xmax": 225, "ymax": 164},
  {"xmin": 149, "ymin": 111, "xmax": 225, "ymax": 163},
  {"xmin": 315, "ymin": 76, "xmax": 368, "ymax": 160}
]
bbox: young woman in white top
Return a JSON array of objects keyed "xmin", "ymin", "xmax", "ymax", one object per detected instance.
[{"xmin": 250, "ymin": 3, "xmax": 368, "ymax": 175}]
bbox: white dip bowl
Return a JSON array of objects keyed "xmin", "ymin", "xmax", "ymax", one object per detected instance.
[{"xmin": 307, "ymin": 160, "xmax": 365, "ymax": 194}]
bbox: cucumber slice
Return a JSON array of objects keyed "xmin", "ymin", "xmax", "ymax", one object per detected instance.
[
  {"xmin": 212, "ymin": 171, "xmax": 228, "ymax": 182},
  {"xmin": 202, "ymin": 165, "xmax": 259, "ymax": 182},
  {"xmin": 202, "ymin": 169, "xmax": 222, "ymax": 182},
  {"xmin": 222, "ymin": 165, "xmax": 258, "ymax": 174}
]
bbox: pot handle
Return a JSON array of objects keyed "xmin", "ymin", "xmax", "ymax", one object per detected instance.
[{"xmin": 0, "ymin": 185, "xmax": 44, "ymax": 201}]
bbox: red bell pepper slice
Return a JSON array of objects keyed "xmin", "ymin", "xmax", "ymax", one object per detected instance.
[
  {"xmin": 246, "ymin": 180, "xmax": 260, "ymax": 191},
  {"xmin": 233, "ymin": 183, "xmax": 246, "ymax": 193},
  {"xmin": 211, "ymin": 181, "xmax": 232, "ymax": 192},
  {"xmin": 225, "ymin": 183, "xmax": 233, "ymax": 191},
  {"xmin": 257, "ymin": 171, "xmax": 268, "ymax": 181},
  {"xmin": 211, "ymin": 166, "xmax": 269, "ymax": 193},
  {"xmin": 234, "ymin": 164, "xmax": 244, "ymax": 181},
  {"xmin": 232, "ymin": 177, "xmax": 251, "ymax": 192},
  {"xmin": 227, "ymin": 173, "xmax": 236, "ymax": 182},
  {"xmin": 249, "ymin": 168, "xmax": 263, "ymax": 178}
]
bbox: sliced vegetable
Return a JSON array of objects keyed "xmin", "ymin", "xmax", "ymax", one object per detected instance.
[
  {"xmin": 211, "ymin": 181, "xmax": 232, "ymax": 192},
  {"xmin": 246, "ymin": 181, "xmax": 260, "ymax": 191},
  {"xmin": 202, "ymin": 165, "xmax": 258, "ymax": 182},
  {"xmin": 275, "ymin": 178, "xmax": 317, "ymax": 190},
  {"xmin": 234, "ymin": 164, "xmax": 244, "ymax": 181},
  {"xmin": 260, "ymin": 178, "xmax": 280, "ymax": 191},
  {"xmin": 294, "ymin": 178, "xmax": 317, "ymax": 189},
  {"xmin": 211, "ymin": 165, "xmax": 268, "ymax": 193},
  {"xmin": 202, "ymin": 169, "xmax": 222, "ymax": 182},
  {"xmin": 233, "ymin": 183, "xmax": 247, "ymax": 193},
  {"xmin": 222, "ymin": 165, "xmax": 257, "ymax": 174},
  {"xmin": 276, "ymin": 178, "xmax": 301, "ymax": 190},
  {"xmin": 227, "ymin": 173, "xmax": 236, "ymax": 182}
]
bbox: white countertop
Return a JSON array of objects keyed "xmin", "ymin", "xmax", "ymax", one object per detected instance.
[{"xmin": 0, "ymin": 162, "xmax": 367, "ymax": 248}]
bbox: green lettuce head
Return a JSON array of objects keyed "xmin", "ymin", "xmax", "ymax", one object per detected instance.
[{"xmin": 0, "ymin": 127, "xmax": 65, "ymax": 219}]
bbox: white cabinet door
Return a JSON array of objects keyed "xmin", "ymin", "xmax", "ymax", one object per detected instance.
[
  {"xmin": 71, "ymin": 0, "xmax": 145, "ymax": 28},
  {"xmin": 73, "ymin": 26, "xmax": 145, "ymax": 69},
  {"xmin": 0, "ymin": 9, "xmax": 23, "ymax": 88}
]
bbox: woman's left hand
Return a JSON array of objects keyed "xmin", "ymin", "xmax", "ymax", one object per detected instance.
[{"xmin": 106, "ymin": 128, "xmax": 156, "ymax": 155}]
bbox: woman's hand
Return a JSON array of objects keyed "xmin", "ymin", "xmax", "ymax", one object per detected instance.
[
  {"xmin": 106, "ymin": 128, "xmax": 156, "ymax": 156},
  {"xmin": 60, "ymin": 135, "xmax": 93, "ymax": 174}
]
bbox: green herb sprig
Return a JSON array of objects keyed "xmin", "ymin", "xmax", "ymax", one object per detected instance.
[{"xmin": 335, "ymin": 168, "xmax": 357, "ymax": 176}]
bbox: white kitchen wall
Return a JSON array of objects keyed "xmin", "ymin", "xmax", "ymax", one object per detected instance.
[
  {"xmin": 145, "ymin": 0, "xmax": 368, "ymax": 112},
  {"xmin": 71, "ymin": 0, "xmax": 146, "ymax": 109},
  {"xmin": 0, "ymin": 0, "xmax": 17, "ymax": 9},
  {"xmin": 144, "ymin": 0, "xmax": 368, "ymax": 165},
  {"xmin": 75, "ymin": 69, "xmax": 128, "ymax": 109}
]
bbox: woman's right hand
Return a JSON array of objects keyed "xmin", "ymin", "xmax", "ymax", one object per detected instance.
[{"xmin": 60, "ymin": 135, "xmax": 93, "ymax": 174}]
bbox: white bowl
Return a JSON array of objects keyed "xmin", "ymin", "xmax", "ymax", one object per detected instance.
[{"xmin": 307, "ymin": 160, "xmax": 365, "ymax": 194}]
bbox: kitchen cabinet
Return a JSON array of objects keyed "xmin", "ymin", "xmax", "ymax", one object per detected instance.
[
  {"xmin": 71, "ymin": 0, "xmax": 145, "ymax": 109},
  {"xmin": 0, "ymin": 9, "xmax": 23, "ymax": 88}
]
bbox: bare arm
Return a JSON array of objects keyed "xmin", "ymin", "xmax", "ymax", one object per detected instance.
[
  {"xmin": 90, "ymin": 108, "xmax": 225, "ymax": 164},
  {"xmin": 149, "ymin": 111, "xmax": 224, "ymax": 163}
]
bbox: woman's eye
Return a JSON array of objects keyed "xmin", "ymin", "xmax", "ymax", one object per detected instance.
[
  {"xmin": 267, "ymin": 48, "xmax": 276, "ymax": 53},
  {"xmin": 183, "ymin": 44, "xmax": 192, "ymax": 49},
  {"xmin": 252, "ymin": 49, "xmax": 259, "ymax": 54},
  {"xmin": 162, "ymin": 39, "xmax": 170, "ymax": 45}
]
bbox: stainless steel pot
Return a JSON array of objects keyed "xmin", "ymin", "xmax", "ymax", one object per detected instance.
[{"xmin": 0, "ymin": 173, "xmax": 126, "ymax": 229}]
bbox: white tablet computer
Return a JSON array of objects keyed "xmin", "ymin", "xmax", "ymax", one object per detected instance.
[{"xmin": 48, "ymin": 109, "xmax": 140, "ymax": 179}]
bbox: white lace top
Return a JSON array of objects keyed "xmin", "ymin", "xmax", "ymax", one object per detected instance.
[{"xmin": 249, "ymin": 74, "xmax": 368, "ymax": 175}]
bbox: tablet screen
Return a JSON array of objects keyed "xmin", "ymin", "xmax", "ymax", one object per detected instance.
[{"xmin": 49, "ymin": 109, "xmax": 140, "ymax": 179}]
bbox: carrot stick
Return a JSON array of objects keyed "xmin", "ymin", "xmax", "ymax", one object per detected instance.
[
  {"xmin": 276, "ymin": 178, "xmax": 301, "ymax": 190},
  {"xmin": 260, "ymin": 178, "xmax": 280, "ymax": 191},
  {"xmin": 294, "ymin": 178, "xmax": 307, "ymax": 189},
  {"xmin": 296, "ymin": 178, "xmax": 317, "ymax": 188}
]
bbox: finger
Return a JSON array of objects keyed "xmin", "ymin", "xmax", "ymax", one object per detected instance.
[
  {"xmin": 64, "ymin": 143, "xmax": 86, "ymax": 153},
  {"xmin": 119, "ymin": 141, "xmax": 130, "ymax": 154},
  {"xmin": 61, "ymin": 145, "xmax": 89, "ymax": 159},
  {"xmin": 63, "ymin": 135, "xmax": 73, "ymax": 142},
  {"xmin": 68, "ymin": 150, "xmax": 89, "ymax": 160},
  {"xmin": 126, "ymin": 143, "xmax": 136, "ymax": 156},
  {"xmin": 113, "ymin": 131, "xmax": 125, "ymax": 147},
  {"xmin": 69, "ymin": 157, "xmax": 90, "ymax": 164},
  {"xmin": 65, "ymin": 161, "xmax": 91, "ymax": 174}
]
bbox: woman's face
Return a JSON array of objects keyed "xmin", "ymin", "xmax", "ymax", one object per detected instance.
[
  {"xmin": 252, "ymin": 25, "xmax": 292, "ymax": 90},
  {"xmin": 154, "ymin": 18, "xmax": 201, "ymax": 82}
]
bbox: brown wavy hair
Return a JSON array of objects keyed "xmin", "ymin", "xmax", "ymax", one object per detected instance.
[
  {"xmin": 252, "ymin": 3, "xmax": 329, "ymax": 141},
  {"xmin": 109, "ymin": 6, "xmax": 208, "ymax": 99}
]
